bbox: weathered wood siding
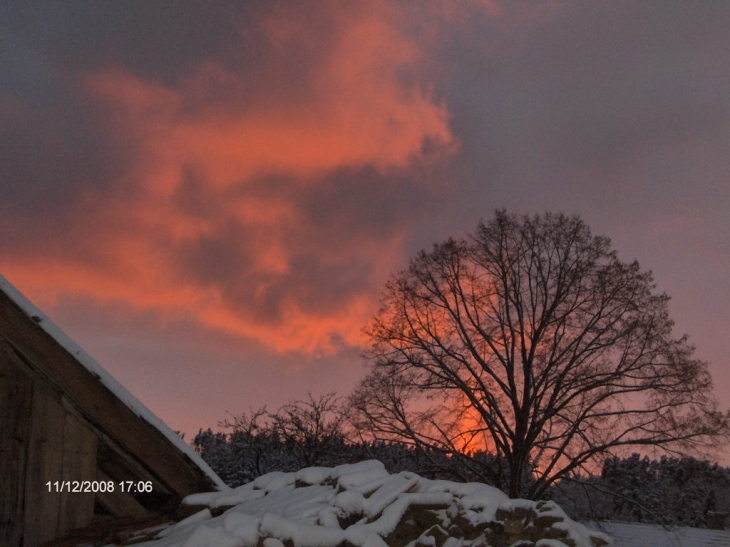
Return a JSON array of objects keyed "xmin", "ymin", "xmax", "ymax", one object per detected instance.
[
  {"xmin": 1, "ymin": 337, "xmax": 98, "ymax": 547},
  {"xmin": 57, "ymin": 410, "xmax": 98, "ymax": 535},
  {"xmin": 0, "ymin": 339, "xmax": 33, "ymax": 547}
]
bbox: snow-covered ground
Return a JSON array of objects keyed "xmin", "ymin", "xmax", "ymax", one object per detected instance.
[
  {"xmin": 138, "ymin": 460, "xmax": 611, "ymax": 547},
  {"xmin": 585, "ymin": 521, "xmax": 730, "ymax": 547}
]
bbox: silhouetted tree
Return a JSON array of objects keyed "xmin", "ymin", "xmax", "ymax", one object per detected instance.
[
  {"xmin": 350, "ymin": 210, "xmax": 729, "ymax": 498},
  {"xmin": 269, "ymin": 392, "xmax": 348, "ymax": 468}
]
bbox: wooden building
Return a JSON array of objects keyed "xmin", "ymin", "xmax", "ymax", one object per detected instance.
[{"xmin": 0, "ymin": 276, "xmax": 224, "ymax": 547}]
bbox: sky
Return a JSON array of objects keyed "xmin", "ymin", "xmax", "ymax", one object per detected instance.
[{"xmin": 2, "ymin": 1, "xmax": 729, "ymax": 444}]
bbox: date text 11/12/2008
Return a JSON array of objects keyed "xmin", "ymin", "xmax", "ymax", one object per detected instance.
[{"xmin": 46, "ymin": 480, "xmax": 153, "ymax": 493}]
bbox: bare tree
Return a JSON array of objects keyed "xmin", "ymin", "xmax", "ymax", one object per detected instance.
[
  {"xmin": 211, "ymin": 394, "xmax": 348, "ymax": 483},
  {"xmin": 350, "ymin": 211, "xmax": 728, "ymax": 499},
  {"xmin": 269, "ymin": 392, "xmax": 347, "ymax": 469},
  {"xmin": 221, "ymin": 407, "xmax": 275, "ymax": 477}
]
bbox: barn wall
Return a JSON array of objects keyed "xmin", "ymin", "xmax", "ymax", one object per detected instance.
[
  {"xmin": 0, "ymin": 336, "xmax": 98, "ymax": 547},
  {"xmin": 0, "ymin": 339, "xmax": 33, "ymax": 547},
  {"xmin": 0, "ymin": 328, "xmax": 178, "ymax": 546},
  {"xmin": 24, "ymin": 385, "xmax": 98, "ymax": 546}
]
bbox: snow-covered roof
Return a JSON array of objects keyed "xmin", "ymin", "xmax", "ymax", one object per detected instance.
[
  {"xmin": 587, "ymin": 522, "xmax": 730, "ymax": 547},
  {"xmin": 0, "ymin": 273, "xmax": 226, "ymax": 490}
]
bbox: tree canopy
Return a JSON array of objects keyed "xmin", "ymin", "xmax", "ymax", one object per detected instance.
[{"xmin": 350, "ymin": 210, "xmax": 728, "ymax": 498}]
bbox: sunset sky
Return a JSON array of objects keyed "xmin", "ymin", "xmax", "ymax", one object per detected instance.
[{"xmin": 2, "ymin": 1, "xmax": 729, "ymax": 441}]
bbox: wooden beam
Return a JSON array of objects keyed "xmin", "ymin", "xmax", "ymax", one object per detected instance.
[
  {"xmin": 58, "ymin": 413, "xmax": 98, "ymax": 532},
  {"xmin": 24, "ymin": 384, "xmax": 66, "ymax": 546},
  {"xmin": 94, "ymin": 471, "xmax": 149, "ymax": 519},
  {"xmin": 95, "ymin": 435, "xmax": 177, "ymax": 514}
]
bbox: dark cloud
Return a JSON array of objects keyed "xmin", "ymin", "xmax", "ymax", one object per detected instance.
[
  {"xmin": 300, "ymin": 165, "xmax": 442, "ymax": 241},
  {"xmin": 171, "ymin": 163, "xmax": 440, "ymax": 331},
  {"xmin": 2, "ymin": 2, "xmax": 248, "ymax": 80},
  {"xmin": 438, "ymin": 2, "xmax": 730, "ymax": 194},
  {"xmin": 0, "ymin": 1, "xmax": 274, "ymax": 235}
]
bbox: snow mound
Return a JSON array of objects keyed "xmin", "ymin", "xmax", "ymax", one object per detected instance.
[{"xmin": 145, "ymin": 460, "xmax": 611, "ymax": 547}]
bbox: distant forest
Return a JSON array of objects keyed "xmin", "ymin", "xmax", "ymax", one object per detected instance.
[{"xmin": 191, "ymin": 404, "xmax": 730, "ymax": 528}]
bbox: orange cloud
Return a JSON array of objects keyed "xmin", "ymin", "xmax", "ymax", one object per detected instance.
[
  {"xmin": 8, "ymin": 2, "xmax": 457, "ymax": 355},
  {"xmin": 88, "ymin": 4, "xmax": 454, "ymax": 190}
]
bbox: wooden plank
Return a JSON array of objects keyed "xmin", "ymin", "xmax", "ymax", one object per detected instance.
[
  {"xmin": 24, "ymin": 385, "xmax": 66, "ymax": 547},
  {"xmin": 0, "ymin": 291, "xmax": 216, "ymax": 500},
  {"xmin": 95, "ymin": 438, "xmax": 178, "ymax": 515},
  {"xmin": 40, "ymin": 514, "xmax": 172, "ymax": 547},
  {"xmin": 96, "ymin": 439, "xmax": 172, "ymax": 495},
  {"xmin": 58, "ymin": 413, "xmax": 97, "ymax": 532},
  {"xmin": 0, "ymin": 339, "xmax": 33, "ymax": 547},
  {"xmin": 94, "ymin": 471, "xmax": 150, "ymax": 519}
]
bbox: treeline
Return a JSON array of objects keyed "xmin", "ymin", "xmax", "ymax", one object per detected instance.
[
  {"xmin": 193, "ymin": 427, "xmax": 495, "ymax": 487},
  {"xmin": 553, "ymin": 453, "xmax": 730, "ymax": 528},
  {"xmin": 191, "ymin": 394, "xmax": 730, "ymax": 527},
  {"xmin": 191, "ymin": 393, "xmax": 512, "ymax": 487},
  {"xmin": 191, "ymin": 393, "xmax": 535, "ymax": 490}
]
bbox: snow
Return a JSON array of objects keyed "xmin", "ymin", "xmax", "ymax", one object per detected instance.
[
  {"xmin": 0, "ymin": 273, "xmax": 227, "ymax": 490},
  {"xmin": 296, "ymin": 466, "xmax": 336, "ymax": 485},
  {"xmin": 332, "ymin": 490, "xmax": 367, "ymax": 514},
  {"xmin": 585, "ymin": 521, "xmax": 730, "ymax": 547},
  {"xmin": 144, "ymin": 460, "xmax": 609, "ymax": 547},
  {"xmin": 362, "ymin": 472, "xmax": 419, "ymax": 517}
]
